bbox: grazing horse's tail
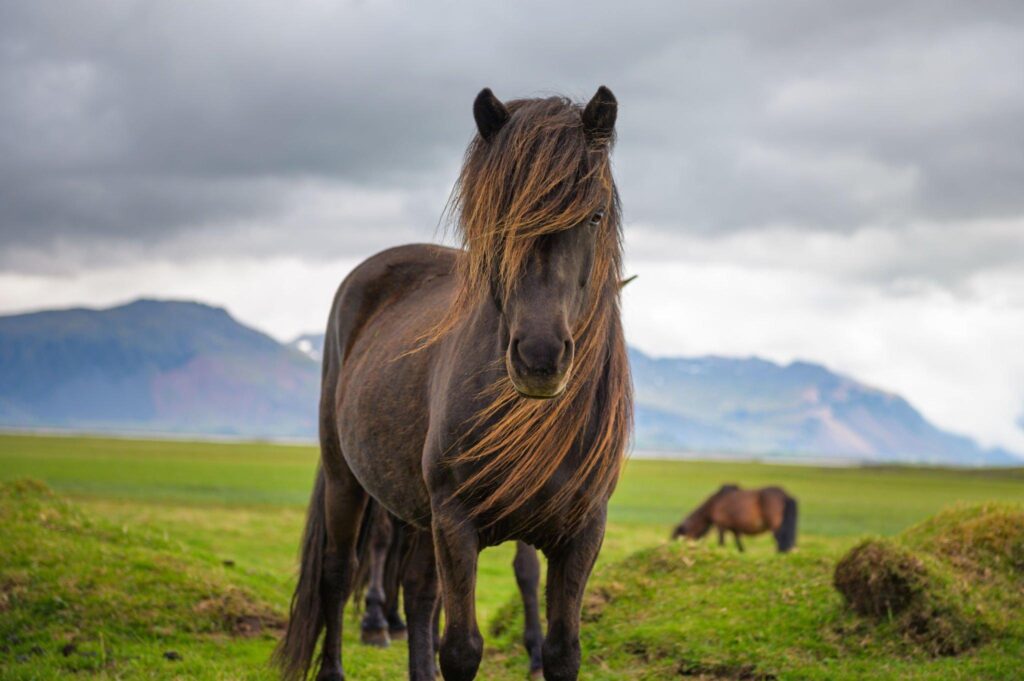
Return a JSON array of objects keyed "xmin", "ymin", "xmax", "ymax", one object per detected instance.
[
  {"xmin": 274, "ymin": 466, "xmax": 328, "ymax": 681},
  {"xmin": 774, "ymin": 494, "xmax": 798, "ymax": 553}
]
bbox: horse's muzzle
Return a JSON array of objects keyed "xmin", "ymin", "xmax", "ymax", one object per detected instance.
[{"xmin": 505, "ymin": 337, "xmax": 573, "ymax": 399}]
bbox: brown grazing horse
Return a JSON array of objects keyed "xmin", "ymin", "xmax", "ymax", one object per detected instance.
[
  {"xmin": 356, "ymin": 503, "xmax": 545, "ymax": 678},
  {"xmin": 672, "ymin": 485, "xmax": 798, "ymax": 553},
  {"xmin": 274, "ymin": 86, "xmax": 631, "ymax": 681}
]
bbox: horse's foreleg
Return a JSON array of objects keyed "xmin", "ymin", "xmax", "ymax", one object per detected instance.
[
  {"xmin": 514, "ymin": 541, "xmax": 544, "ymax": 679},
  {"xmin": 717, "ymin": 527, "xmax": 725, "ymax": 546},
  {"xmin": 360, "ymin": 505, "xmax": 393, "ymax": 647},
  {"xmin": 542, "ymin": 511, "xmax": 606, "ymax": 681},
  {"xmin": 733, "ymin": 532, "xmax": 745, "ymax": 553},
  {"xmin": 433, "ymin": 513, "xmax": 483, "ymax": 681},
  {"xmin": 403, "ymin": 528, "xmax": 439, "ymax": 681},
  {"xmin": 319, "ymin": 469, "xmax": 368, "ymax": 681}
]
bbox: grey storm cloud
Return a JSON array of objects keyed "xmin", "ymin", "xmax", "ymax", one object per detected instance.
[{"xmin": 2, "ymin": 0, "xmax": 1024, "ymax": 274}]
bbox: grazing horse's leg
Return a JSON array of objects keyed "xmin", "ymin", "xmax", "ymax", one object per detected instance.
[
  {"xmin": 733, "ymin": 532, "xmax": 744, "ymax": 553},
  {"xmin": 403, "ymin": 528, "xmax": 440, "ymax": 680},
  {"xmin": 542, "ymin": 513, "xmax": 606, "ymax": 681},
  {"xmin": 717, "ymin": 526, "xmax": 726, "ymax": 547},
  {"xmin": 434, "ymin": 512, "xmax": 483, "ymax": 681},
  {"xmin": 514, "ymin": 542, "xmax": 544, "ymax": 679},
  {"xmin": 318, "ymin": 465, "xmax": 369, "ymax": 681},
  {"xmin": 360, "ymin": 505, "xmax": 393, "ymax": 647}
]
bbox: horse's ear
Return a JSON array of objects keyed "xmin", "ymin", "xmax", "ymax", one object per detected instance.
[
  {"xmin": 473, "ymin": 88, "xmax": 510, "ymax": 142},
  {"xmin": 582, "ymin": 85, "xmax": 617, "ymax": 143}
]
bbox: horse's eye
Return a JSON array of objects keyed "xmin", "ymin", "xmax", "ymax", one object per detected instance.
[{"xmin": 589, "ymin": 210, "xmax": 604, "ymax": 226}]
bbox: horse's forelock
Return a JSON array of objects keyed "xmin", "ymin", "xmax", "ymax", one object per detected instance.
[{"xmin": 454, "ymin": 96, "xmax": 619, "ymax": 307}]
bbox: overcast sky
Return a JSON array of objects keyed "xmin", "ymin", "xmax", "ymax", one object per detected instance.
[{"xmin": 2, "ymin": 1, "xmax": 1023, "ymax": 454}]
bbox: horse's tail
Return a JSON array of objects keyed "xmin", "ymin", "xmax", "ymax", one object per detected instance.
[
  {"xmin": 774, "ymin": 494, "xmax": 798, "ymax": 553},
  {"xmin": 273, "ymin": 466, "xmax": 328, "ymax": 681}
]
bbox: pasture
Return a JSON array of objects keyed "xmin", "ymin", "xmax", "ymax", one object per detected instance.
[{"xmin": 1, "ymin": 433, "xmax": 1022, "ymax": 679}]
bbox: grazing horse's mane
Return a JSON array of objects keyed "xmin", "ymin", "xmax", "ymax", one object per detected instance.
[
  {"xmin": 432, "ymin": 95, "xmax": 632, "ymax": 534},
  {"xmin": 693, "ymin": 484, "xmax": 739, "ymax": 515}
]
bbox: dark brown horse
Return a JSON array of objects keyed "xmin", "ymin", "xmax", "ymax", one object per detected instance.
[
  {"xmin": 672, "ymin": 485, "xmax": 798, "ymax": 553},
  {"xmin": 274, "ymin": 86, "xmax": 631, "ymax": 681},
  {"xmin": 356, "ymin": 503, "xmax": 544, "ymax": 678}
]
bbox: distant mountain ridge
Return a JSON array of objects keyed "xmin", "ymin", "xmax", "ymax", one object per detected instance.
[
  {"xmin": 290, "ymin": 333, "xmax": 325, "ymax": 362},
  {"xmin": 0, "ymin": 299, "xmax": 318, "ymax": 438},
  {"xmin": 0, "ymin": 299, "xmax": 1018, "ymax": 465},
  {"xmin": 628, "ymin": 349, "xmax": 1018, "ymax": 465}
]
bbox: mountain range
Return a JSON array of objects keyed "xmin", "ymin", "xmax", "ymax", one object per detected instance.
[
  {"xmin": 0, "ymin": 299, "xmax": 318, "ymax": 438},
  {"xmin": 0, "ymin": 299, "xmax": 1018, "ymax": 465}
]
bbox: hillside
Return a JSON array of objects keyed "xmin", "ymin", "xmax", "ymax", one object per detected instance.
[
  {"xmin": 0, "ymin": 300, "xmax": 318, "ymax": 438},
  {"xmin": 2, "ymin": 436, "xmax": 1022, "ymax": 680},
  {"xmin": 0, "ymin": 300, "xmax": 1017, "ymax": 464}
]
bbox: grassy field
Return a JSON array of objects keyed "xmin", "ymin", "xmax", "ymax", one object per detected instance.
[{"xmin": 1, "ymin": 433, "xmax": 1022, "ymax": 679}]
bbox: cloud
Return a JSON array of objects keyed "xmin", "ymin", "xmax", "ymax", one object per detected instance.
[
  {"xmin": 3, "ymin": 1, "xmax": 1024, "ymax": 270},
  {"xmin": 621, "ymin": 255, "xmax": 1024, "ymax": 454},
  {"xmin": 3, "ymin": 0, "xmax": 1024, "ymax": 451}
]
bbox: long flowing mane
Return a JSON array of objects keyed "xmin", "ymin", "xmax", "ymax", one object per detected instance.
[{"xmin": 435, "ymin": 96, "xmax": 633, "ymax": 534}]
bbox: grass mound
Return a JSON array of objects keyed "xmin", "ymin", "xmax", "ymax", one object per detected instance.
[
  {"xmin": 0, "ymin": 479, "xmax": 284, "ymax": 678},
  {"xmin": 833, "ymin": 540, "xmax": 928, "ymax": 618},
  {"xmin": 902, "ymin": 503, "xmax": 1024, "ymax": 575},
  {"xmin": 833, "ymin": 539, "xmax": 983, "ymax": 655},
  {"xmin": 834, "ymin": 503, "xmax": 1023, "ymax": 657}
]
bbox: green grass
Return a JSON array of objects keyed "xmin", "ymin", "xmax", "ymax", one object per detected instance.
[{"xmin": 1, "ymin": 433, "xmax": 1022, "ymax": 679}]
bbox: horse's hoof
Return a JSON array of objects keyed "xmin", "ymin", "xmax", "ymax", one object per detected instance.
[
  {"xmin": 388, "ymin": 626, "xmax": 407, "ymax": 642},
  {"xmin": 360, "ymin": 628, "xmax": 390, "ymax": 648},
  {"xmin": 528, "ymin": 668, "xmax": 544, "ymax": 680},
  {"xmin": 315, "ymin": 666, "xmax": 344, "ymax": 681}
]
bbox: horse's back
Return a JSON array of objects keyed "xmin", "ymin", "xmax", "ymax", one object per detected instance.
[
  {"xmin": 712, "ymin": 488, "xmax": 768, "ymax": 534},
  {"xmin": 326, "ymin": 244, "xmax": 459, "ymax": 361}
]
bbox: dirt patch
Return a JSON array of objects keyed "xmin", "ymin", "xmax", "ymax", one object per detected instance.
[
  {"xmin": 581, "ymin": 581, "xmax": 626, "ymax": 623},
  {"xmin": 0, "ymin": 571, "xmax": 31, "ymax": 614},
  {"xmin": 193, "ymin": 588, "xmax": 285, "ymax": 637},
  {"xmin": 676, "ymin": 660, "xmax": 776, "ymax": 680}
]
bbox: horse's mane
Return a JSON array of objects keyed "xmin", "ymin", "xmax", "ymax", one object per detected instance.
[
  {"xmin": 695, "ymin": 484, "xmax": 741, "ymax": 515},
  {"xmin": 432, "ymin": 95, "xmax": 632, "ymax": 535}
]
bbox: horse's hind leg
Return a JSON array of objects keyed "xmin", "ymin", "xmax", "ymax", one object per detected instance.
[
  {"xmin": 384, "ymin": 518, "xmax": 408, "ymax": 641},
  {"xmin": 317, "ymin": 465, "xmax": 368, "ymax": 681},
  {"xmin": 733, "ymin": 532, "xmax": 744, "ymax": 553},
  {"xmin": 403, "ymin": 528, "xmax": 440, "ymax": 681},
  {"xmin": 514, "ymin": 542, "xmax": 544, "ymax": 679},
  {"xmin": 360, "ymin": 505, "xmax": 393, "ymax": 647},
  {"xmin": 717, "ymin": 527, "xmax": 725, "ymax": 547}
]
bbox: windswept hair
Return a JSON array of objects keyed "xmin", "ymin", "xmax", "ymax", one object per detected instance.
[{"xmin": 432, "ymin": 96, "xmax": 633, "ymax": 534}]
